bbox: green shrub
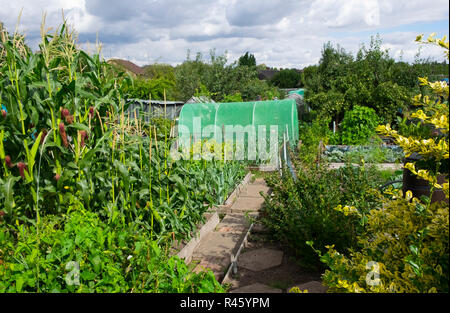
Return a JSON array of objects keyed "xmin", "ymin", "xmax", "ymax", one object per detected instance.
[
  {"xmin": 340, "ymin": 105, "xmax": 380, "ymax": 145},
  {"xmin": 316, "ymin": 34, "xmax": 449, "ymax": 293},
  {"xmin": 298, "ymin": 119, "xmax": 332, "ymax": 163},
  {"xmin": 315, "ymin": 191, "xmax": 448, "ymax": 292},
  {"xmin": 121, "ymin": 76, "xmax": 176, "ymax": 100},
  {"xmin": 149, "ymin": 117, "xmax": 173, "ymax": 139},
  {"xmin": 270, "ymin": 69, "xmax": 302, "ymax": 88},
  {"xmin": 261, "ymin": 163, "xmax": 384, "ymax": 268},
  {"xmin": 222, "ymin": 92, "xmax": 243, "ymax": 103}
]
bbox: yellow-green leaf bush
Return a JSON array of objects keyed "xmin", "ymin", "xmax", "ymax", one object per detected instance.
[{"xmin": 317, "ymin": 34, "xmax": 449, "ymax": 293}]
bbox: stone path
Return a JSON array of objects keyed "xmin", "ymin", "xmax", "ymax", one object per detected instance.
[
  {"xmin": 191, "ymin": 175, "xmax": 328, "ymax": 293},
  {"xmin": 191, "ymin": 178, "xmax": 265, "ymax": 281}
]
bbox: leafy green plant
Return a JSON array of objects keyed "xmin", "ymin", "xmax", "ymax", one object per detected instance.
[
  {"xmin": 340, "ymin": 105, "xmax": 380, "ymax": 145},
  {"xmin": 298, "ymin": 118, "xmax": 332, "ymax": 164},
  {"xmin": 261, "ymin": 162, "xmax": 384, "ymax": 268},
  {"xmin": 121, "ymin": 76, "xmax": 176, "ymax": 100},
  {"xmin": 0, "ymin": 203, "xmax": 224, "ymax": 293},
  {"xmin": 173, "ymin": 49, "xmax": 279, "ymax": 101},
  {"xmin": 323, "ymin": 145, "xmax": 404, "ymax": 163},
  {"xmin": 0, "ymin": 17, "xmax": 247, "ymax": 293},
  {"xmin": 222, "ymin": 92, "xmax": 243, "ymax": 103},
  {"xmin": 270, "ymin": 69, "xmax": 302, "ymax": 88},
  {"xmin": 301, "ymin": 35, "xmax": 441, "ymax": 124},
  {"xmin": 316, "ymin": 33, "xmax": 449, "ymax": 293}
]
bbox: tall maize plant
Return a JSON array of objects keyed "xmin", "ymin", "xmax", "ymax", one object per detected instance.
[
  {"xmin": 0, "ymin": 17, "xmax": 245, "ymax": 243},
  {"xmin": 0, "ymin": 17, "xmax": 122, "ymax": 220}
]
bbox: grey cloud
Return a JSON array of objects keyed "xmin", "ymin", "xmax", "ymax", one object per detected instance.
[
  {"xmin": 78, "ymin": 32, "xmax": 140, "ymax": 44},
  {"xmin": 85, "ymin": 0, "xmax": 147, "ymax": 22},
  {"xmin": 225, "ymin": 0, "xmax": 299, "ymax": 27},
  {"xmin": 85, "ymin": 0, "xmax": 213, "ymax": 28}
]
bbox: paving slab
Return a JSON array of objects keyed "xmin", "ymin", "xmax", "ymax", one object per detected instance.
[
  {"xmin": 230, "ymin": 283, "xmax": 282, "ymax": 293},
  {"xmin": 289, "ymin": 281, "xmax": 328, "ymax": 293},
  {"xmin": 216, "ymin": 214, "xmax": 251, "ymax": 233},
  {"xmin": 240, "ymin": 184, "xmax": 271, "ymax": 198},
  {"xmin": 253, "ymin": 178, "xmax": 268, "ymax": 185},
  {"xmin": 192, "ymin": 231, "xmax": 243, "ymax": 259},
  {"xmin": 231, "ymin": 196, "xmax": 265, "ymax": 212},
  {"xmin": 193, "ymin": 256, "xmax": 229, "ymax": 281},
  {"xmin": 238, "ymin": 248, "xmax": 283, "ymax": 272}
]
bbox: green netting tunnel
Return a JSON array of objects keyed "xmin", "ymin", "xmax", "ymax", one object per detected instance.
[{"xmin": 177, "ymin": 99, "xmax": 299, "ymax": 148}]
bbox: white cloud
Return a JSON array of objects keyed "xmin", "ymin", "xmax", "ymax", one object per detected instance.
[{"xmin": 309, "ymin": 0, "xmax": 380, "ymax": 28}]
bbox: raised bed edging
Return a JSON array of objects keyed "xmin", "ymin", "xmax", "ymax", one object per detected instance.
[
  {"xmin": 223, "ymin": 172, "xmax": 252, "ymax": 206},
  {"xmin": 177, "ymin": 211, "xmax": 220, "ymax": 263},
  {"xmin": 328, "ymin": 163, "xmax": 403, "ymax": 170},
  {"xmin": 176, "ymin": 171, "xmax": 252, "ymax": 263}
]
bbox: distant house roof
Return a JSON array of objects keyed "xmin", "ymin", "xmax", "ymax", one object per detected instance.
[
  {"xmin": 107, "ymin": 59, "xmax": 145, "ymax": 76},
  {"xmin": 258, "ymin": 69, "xmax": 279, "ymax": 80}
]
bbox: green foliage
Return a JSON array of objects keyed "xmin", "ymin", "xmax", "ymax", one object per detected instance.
[
  {"xmin": 270, "ymin": 69, "xmax": 302, "ymax": 88},
  {"xmin": 302, "ymin": 35, "xmax": 446, "ymax": 124},
  {"xmin": 149, "ymin": 117, "xmax": 173, "ymax": 139},
  {"xmin": 0, "ymin": 204, "xmax": 224, "ymax": 293},
  {"xmin": 261, "ymin": 163, "xmax": 384, "ymax": 268},
  {"xmin": 238, "ymin": 52, "xmax": 256, "ymax": 67},
  {"xmin": 298, "ymin": 118, "xmax": 332, "ymax": 164},
  {"xmin": 121, "ymin": 77, "xmax": 176, "ymax": 100},
  {"xmin": 317, "ymin": 192, "xmax": 448, "ymax": 292},
  {"xmin": 0, "ymin": 18, "xmax": 247, "ymax": 293},
  {"xmin": 317, "ymin": 33, "xmax": 449, "ymax": 293},
  {"xmin": 371, "ymin": 81, "xmax": 410, "ymax": 122},
  {"xmin": 323, "ymin": 145, "xmax": 404, "ymax": 164},
  {"xmin": 142, "ymin": 63, "xmax": 176, "ymax": 80},
  {"xmin": 222, "ymin": 92, "xmax": 243, "ymax": 103},
  {"xmin": 340, "ymin": 106, "xmax": 380, "ymax": 145},
  {"xmin": 173, "ymin": 50, "xmax": 278, "ymax": 102},
  {"xmin": 307, "ymin": 90, "xmax": 348, "ymax": 122}
]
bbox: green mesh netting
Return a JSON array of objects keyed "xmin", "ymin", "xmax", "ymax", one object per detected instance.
[
  {"xmin": 288, "ymin": 88, "xmax": 305, "ymax": 96},
  {"xmin": 178, "ymin": 99, "xmax": 299, "ymax": 148}
]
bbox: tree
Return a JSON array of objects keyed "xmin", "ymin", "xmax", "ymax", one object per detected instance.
[
  {"xmin": 174, "ymin": 49, "xmax": 277, "ymax": 101},
  {"xmin": 270, "ymin": 69, "xmax": 302, "ymax": 88},
  {"xmin": 238, "ymin": 52, "xmax": 256, "ymax": 67}
]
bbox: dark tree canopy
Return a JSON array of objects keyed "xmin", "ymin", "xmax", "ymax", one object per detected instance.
[
  {"xmin": 238, "ymin": 52, "xmax": 256, "ymax": 67},
  {"xmin": 271, "ymin": 69, "xmax": 302, "ymax": 88}
]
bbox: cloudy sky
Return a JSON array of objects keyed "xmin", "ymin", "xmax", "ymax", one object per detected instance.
[{"xmin": 1, "ymin": 0, "xmax": 448, "ymax": 68}]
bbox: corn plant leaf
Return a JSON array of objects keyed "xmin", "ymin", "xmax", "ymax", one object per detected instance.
[
  {"xmin": 28, "ymin": 132, "xmax": 43, "ymax": 177},
  {"xmin": 68, "ymin": 123, "xmax": 90, "ymax": 132},
  {"xmin": 2, "ymin": 175, "xmax": 20, "ymax": 213},
  {"xmin": 113, "ymin": 160, "xmax": 130, "ymax": 194}
]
